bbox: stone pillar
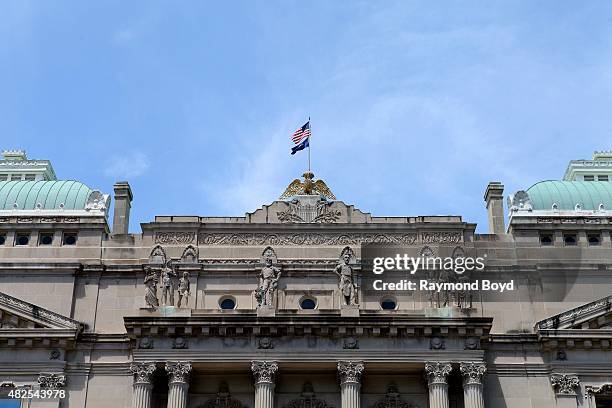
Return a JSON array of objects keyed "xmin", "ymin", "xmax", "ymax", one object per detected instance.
[
  {"xmin": 251, "ymin": 361, "xmax": 278, "ymax": 408},
  {"xmin": 484, "ymin": 181, "xmax": 505, "ymax": 234},
  {"xmin": 550, "ymin": 374, "xmax": 580, "ymax": 408},
  {"xmin": 165, "ymin": 362, "xmax": 192, "ymax": 408},
  {"xmin": 460, "ymin": 362, "xmax": 486, "ymax": 408},
  {"xmin": 425, "ymin": 362, "xmax": 452, "ymax": 408},
  {"xmin": 129, "ymin": 362, "xmax": 156, "ymax": 408},
  {"xmin": 337, "ymin": 361, "xmax": 364, "ymax": 408},
  {"xmin": 112, "ymin": 181, "xmax": 133, "ymax": 235}
]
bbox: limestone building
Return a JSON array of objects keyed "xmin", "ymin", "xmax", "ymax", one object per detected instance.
[{"xmin": 0, "ymin": 149, "xmax": 611, "ymax": 408}]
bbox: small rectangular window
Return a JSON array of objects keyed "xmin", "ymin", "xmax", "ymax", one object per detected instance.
[
  {"xmin": 0, "ymin": 174, "xmax": 7, "ymax": 181},
  {"xmin": 15, "ymin": 233, "xmax": 30, "ymax": 246},
  {"xmin": 62, "ymin": 232, "xmax": 78, "ymax": 246},
  {"xmin": 0, "ymin": 234, "xmax": 6, "ymax": 245},
  {"xmin": 540, "ymin": 234, "xmax": 553, "ymax": 246},
  {"xmin": 24, "ymin": 174, "xmax": 35, "ymax": 181},
  {"xmin": 10, "ymin": 175, "xmax": 22, "ymax": 181},
  {"xmin": 598, "ymin": 175, "xmax": 609, "ymax": 182},
  {"xmin": 584, "ymin": 175, "xmax": 595, "ymax": 181},
  {"xmin": 39, "ymin": 232, "xmax": 54, "ymax": 246}
]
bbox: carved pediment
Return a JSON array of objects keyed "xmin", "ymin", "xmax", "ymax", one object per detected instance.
[
  {"xmin": 0, "ymin": 292, "xmax": 81, "ymax": 330},
  {"xmin": 0, "ymin": 291, "xmax": 82, "ymax": 346},
  {"xmin": 537, "ymin": 295, "xmax": 612, "ymax": 330}
]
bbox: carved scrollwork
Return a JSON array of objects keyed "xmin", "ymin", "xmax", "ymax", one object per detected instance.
[
  {"xmin": 251, "ymin": 361, "xmax": 278, "ymax": 384},
  {"xmin": 460, "ymin": 362, "xmax": 486, "ymax": 386},
  {"xmin": 155, "ymin": 232, "xmax": 195, "ymax": 245},
  {"xmin": 38, "ymin": 373, "xmax": 66, "ymax": 389},
  {"xmin": 337, "ymin": 361, "xmax": 364, "ymax": 385},
  {"xmin": 421, "ymin": 232, "xmax": 462, "ymax": 244},
  {"xmin": 550, "ymin": 373, "xmax": 580, "ymax": 395},
  {"xmin": 277, "ymin": 198, "xmax": 341, "ymax": 223},
  {"xmin": 424, "ymin": 362, "xmax": 452, "ymax": 385},
  {"xmin": 165, "ymin": 361, "xmax": 192, "ymax": 384},
  {"xmin": 198, "ymin": 232, "xmax": 418, "ymax": 246},
  {"xmin": 129, "ymin": 362, "xmax": 156, "ymax": 385}
]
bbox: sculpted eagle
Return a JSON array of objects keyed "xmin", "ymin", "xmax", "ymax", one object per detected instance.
[{"xmin": 279, "ymin": 171, "xmax": 336, "ymax": 200}]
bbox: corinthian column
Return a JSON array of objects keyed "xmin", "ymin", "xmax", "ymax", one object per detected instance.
[
  {"xmin": 165, "ymin": 361, "xmax": 192, "ymax": 408},
  {"xmin": 425, "ymin": 362, "xmax": 452, "ymax": 408},
  {"xmin": 251, "ymin": 361, "xmax": 278, "ymax": 408},
  {"xmin": 460, "ymin": 362, "xmax": 486, "ymax": 408},
  {"xmin": 337, "ymin": 361, "xmax": 364, "ymax": 408},
  {"xmin": 130, "ymin": 362, "xmax": 156, "ymax": 408}
]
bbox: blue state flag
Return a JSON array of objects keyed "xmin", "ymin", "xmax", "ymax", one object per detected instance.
[{"xmin": 291, "ymin": 137, "xmax": 309, "ymax": 155}]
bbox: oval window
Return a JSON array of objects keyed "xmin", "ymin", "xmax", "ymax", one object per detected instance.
[
  {"xmin": 299, "ymin": 298, "xmax": 316, "ymax": 310},
  {"xmin": 219, "ymin": 297, "xmax": 236, "ymax": 310},
  {"xmin": 381, "ymin": 298, "xmax": 397, "ymax": 310}
]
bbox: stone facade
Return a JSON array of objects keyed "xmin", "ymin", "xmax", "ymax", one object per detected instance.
[{"xmin": 0, "ymin": 153, "xmax": 611, "ymax": 408}]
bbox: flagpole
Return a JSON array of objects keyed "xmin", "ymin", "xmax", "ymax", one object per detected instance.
[{"xmin": 308, "ymin": 116, "xmax": 311, "ymax": 172}]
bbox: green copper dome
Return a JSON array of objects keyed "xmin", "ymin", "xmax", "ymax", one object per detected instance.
[
  {"xmin": 0, "ymin": 180, "xmax": 95, "ymax": 210},
  {"xmin": 526, "ymin": 181, "xmax": 612, "ymax": 211}
]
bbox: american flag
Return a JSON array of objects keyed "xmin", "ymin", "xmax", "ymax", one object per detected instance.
[{"xmin": 291, "ymin": 121, "xmax": 311, "ymax": 144}]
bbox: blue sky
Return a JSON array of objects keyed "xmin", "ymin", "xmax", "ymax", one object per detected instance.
[{"xmin": 3, "ymin": 1, "xmax": 612, "ymax": 232}]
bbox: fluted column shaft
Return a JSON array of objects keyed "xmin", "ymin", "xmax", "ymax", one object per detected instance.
[
  {"xmin": 165, "ymin": 361, "xmax": 192, "ymax": 408},
  {"xmin": 425, "ymin": 362, "xmax": 452, "ymax": 408},
  {"xmin": 460, "ymin": 362, "xmax": 486, "ymax": 408},
  {"xmin": 338, "ymin": 361, "xmax": 364, "ymax": 408},
  {"xmin": 130, "ymin": 362, "xmax": 156, "ymax": 408},
  {"xmin": 252, "ymin": 361, "xmax": 278, "ymax": 408}
]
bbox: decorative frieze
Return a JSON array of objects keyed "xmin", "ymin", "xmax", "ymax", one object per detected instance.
[
  {"xmin": 337, "ymin": 361, "xmax": 364, "ymax": 384},
  {"xmin": 155, "ymin": 232, "xmax": 195, "ymax": 245},
  {"xmin": 199, "ymin": 232, "xmax": 419, "ymax": 246},
  {"xmin": 251, "ymin": 361, "xmax": 279, "ymax": 384},
  {"xmin": 37, "ymin": 373, "xmax": 66, "ymax": 389},
  {"xmin": 421, "ymin": 232, "xmax": 462, "ymax": 244},
  {"xmin": 550, "ymin": 373, "xmax": 580, "ymax": 395}
]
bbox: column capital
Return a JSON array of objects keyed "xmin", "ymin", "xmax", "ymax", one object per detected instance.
[
  {"xmin": 550, "ymin": 373, "xmax": 580, "ymax": 396},
  {"xmin": 425, "ymin": 362, "xmax": 452, "ymax": 386},
  {"xmin": 37, "ymin": 373, "xmax": 67, "ymax": 389},
  {"xmin": 337, "ymin": 361, "xmax": 364, "ymax": 385},
  {"xmin": 460, "ymin": 362, "xmax": 486, "ymax": 386},
  {"xmin": 251, "ymin": 361, "xmax": 279, "ymax": 385},
  {"xmin": 165, "ymin": 361, "xmax": 192, "ymax": 385},
  {"xmin": 130, "ymin": 362, "xmax": 156, "ymax": 385}
]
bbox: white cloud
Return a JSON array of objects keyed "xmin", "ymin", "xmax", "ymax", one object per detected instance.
[{"xmin": 104, "ymin": 151, "xmax": 150, "ymax": 179}]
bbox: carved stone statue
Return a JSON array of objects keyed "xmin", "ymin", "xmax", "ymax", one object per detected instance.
[
  {"xmin": 144, "ymin": 267, "xmax": 159, "ymax": 308},
  {"xmin": 256, "ymin": 257, "xmax": 281, "ymax": 307},
  {"xmin": 177, "ymin": 271, "xmax": 190, "ymax": 308},
  {"xmin": 161, "ymin": 261, "xmax": 177, "ymax": 306},
  {"xmin": 335, "ymin": 251, "xmax": 357, "ymax": 306}
]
